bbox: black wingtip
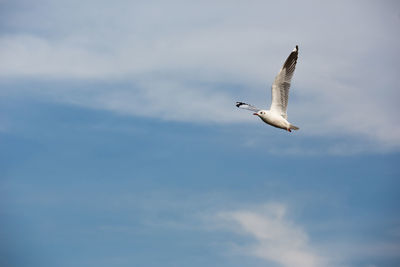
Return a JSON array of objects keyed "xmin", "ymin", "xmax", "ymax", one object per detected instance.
[{"xmin": 236, "ymin": 102, "xmax": 243, "ymax": 108}]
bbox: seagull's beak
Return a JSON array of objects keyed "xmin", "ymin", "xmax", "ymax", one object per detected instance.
[{"xmin": 253, "ymin": 113, "xmax": 258, "ymax": 116}]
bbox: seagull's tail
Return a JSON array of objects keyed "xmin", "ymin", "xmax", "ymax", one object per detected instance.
[{"xmin": 289, "ymin": 124, "xmax": 299, "ymax": 131}]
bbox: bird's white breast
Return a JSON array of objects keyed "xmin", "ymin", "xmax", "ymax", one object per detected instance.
[{"xmin": 259, "ymin": 111, "xmax": 290, "ymax": 130}]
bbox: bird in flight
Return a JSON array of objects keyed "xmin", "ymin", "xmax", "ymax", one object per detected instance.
[{"xmin": 236, "ymin": 45, "xmax": 299, "ymax": 132}]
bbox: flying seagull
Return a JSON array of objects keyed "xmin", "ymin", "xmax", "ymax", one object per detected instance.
[{"xmin": 236, "ymin": 45, "xmax": 299, "ymax": 132}]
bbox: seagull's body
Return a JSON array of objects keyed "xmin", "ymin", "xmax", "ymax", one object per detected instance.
[{"xmin": 236, "ymin": 45, "xmax": 299, "ymax": 132}]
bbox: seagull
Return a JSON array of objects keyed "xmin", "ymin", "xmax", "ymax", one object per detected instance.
[{"xmin": 236, "ymin": 45, "xmax": 299, "ymax": 132}]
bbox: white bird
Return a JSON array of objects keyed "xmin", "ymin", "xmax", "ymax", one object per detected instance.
[{"xmin": 236, "ymin": 45, "xmax": 299, "ymax": 132}]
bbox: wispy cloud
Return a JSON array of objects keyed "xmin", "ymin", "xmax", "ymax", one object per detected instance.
[
  {"xmin": 215, "ymin": 203, "xmax": 325, "ymax": 267},
  {"xmin": 210, "ymin": 202, "xmax": 400, "ymax": 267}
]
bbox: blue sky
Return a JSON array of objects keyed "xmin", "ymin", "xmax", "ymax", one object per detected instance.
[{"xmin": 1, "ymin": 1, "xmax": 400, "ymax": 267}]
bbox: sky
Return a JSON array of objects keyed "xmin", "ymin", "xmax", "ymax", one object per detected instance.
[{"xmin": 0, "ymin": 0, "xmax": 400, "ymax": 266}]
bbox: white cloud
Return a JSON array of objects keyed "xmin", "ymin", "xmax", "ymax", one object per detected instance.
[
  {"xmin": 1, "ymin": 1, "xmax": 400, "ymax": 151},
  {"xmin": 216, "ymin": 203, "xmax": 325, "ymax": 267}
]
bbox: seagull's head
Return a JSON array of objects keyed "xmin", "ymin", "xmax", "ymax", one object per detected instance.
[{"xmin": 253, "ymin": 110, "xmax": 267, "ymax": 118}]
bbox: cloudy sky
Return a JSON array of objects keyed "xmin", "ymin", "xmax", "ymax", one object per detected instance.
[{"xmin": 1, "ymin": 0, "xmax": 399, "ymax": 266}]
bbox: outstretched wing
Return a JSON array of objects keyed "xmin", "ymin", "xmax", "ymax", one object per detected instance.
[
  {"xmin": 236, "ymin": 102, "xmax": 260, "ymax": 112},
  {"xmin": 270, "ymin": 45, "xmax": 299, "ymax": 119}
]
